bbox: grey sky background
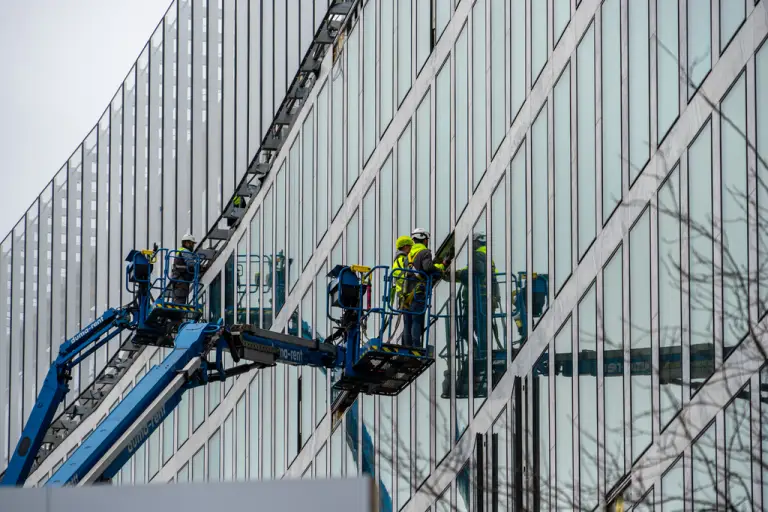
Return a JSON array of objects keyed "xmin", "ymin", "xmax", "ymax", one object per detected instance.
[{"xmin": 0, "ymin": 0, "xmax": 172, "ymax": 237}]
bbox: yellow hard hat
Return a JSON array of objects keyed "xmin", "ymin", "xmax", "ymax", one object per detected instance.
[{"xmin": 396, "ymin": 236, "xmax": 414, "ymax": 249}]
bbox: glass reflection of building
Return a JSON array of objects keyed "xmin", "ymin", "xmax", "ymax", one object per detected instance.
[{"xmin": 2, "ymin": 0, "xmax": 768, "ymax": 510}]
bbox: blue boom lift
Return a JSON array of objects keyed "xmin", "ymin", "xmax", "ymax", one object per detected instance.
[{"xmin": 1, "ymin": 249, "xmax": 436, "ymax": 487}]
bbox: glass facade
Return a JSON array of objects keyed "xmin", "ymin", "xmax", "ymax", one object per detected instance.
[{"xmin": 4, "ymin": 1, "xmax": 768, "ymax": 511}]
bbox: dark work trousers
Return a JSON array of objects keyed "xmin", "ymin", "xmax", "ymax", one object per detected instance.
[{"xmin": 402, "ymin": 296, "xmax": 426, "ymax": 347}]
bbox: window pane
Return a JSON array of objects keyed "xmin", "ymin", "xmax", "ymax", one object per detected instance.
[
  {"xmin": 533, "ymin": 348, "xmax": 550, "ymax": 509},
  {"xmin": 688, "ymin": 0, "xmax": 711, "ymax": 97},
  {"xmin": 397, "ymin": 0, "xmax": 412, "ymax": 104},
  {"xmin": 416, "ymin": 0, "xmax": 430, "ymax": 73},
  {"xmin": 688, "ymin": 121, "xmax": 715, "ymax": 389},
  {"xmin": 603, "ymin": 246, "xmax": 625, "ymax": 489},
  {"xmin": 162, "ymin": 413, "xmax": 174, "ymax": 464},
  {"xmin": 315, "ymin": 270, "xmax": 328, "ymax": 425},
  {"xmin": 264, "ymin": 187, "xmax": 274, "ymax": 330},
  {"xmin": 579, "ymin": 284, "xmax": 598, "ymax": 508},
  {"xmin": 236, "ymin": 395, "xmax": 246, "ymax": 480},
  {"xmin": 331, "ymin": 426, "xmax": 343, "ymax": 478},
  {"xmin": 725, "ymin": 384, "xmax": 752, "ymax": 507},
  {"xmin": 661, "ymin": 457, "xmax": 684, "ymax": 512},
  {"xmin": 602, "ymin": 0, "xmax": 622, "ymax": 218},
  {"xmin": 720, "ymin": 0, "xmax": 745, "ymax": 52},
  {"xmin": 657, "ymin": 0, "xmax": 679, "ymax": 140},
  {"xmin": 397, "ymin": 391, "xmax": 411, "ymax": 505},
  {"xmin": 510, "ymin": 0, "xmax": 525, "ymax": 117},
  {"xmin": 578, "ymin": 24, "xmax": 596, "ymax": 256},
  {"xmin": 208, "ymin": 430, "xmax": 220, "ymax": 481},
  {"xmin": 531, "ymin": 0, "xmax": 547, "ymax": 80},
  {"xmin": 492, "ymin": 410, "xmax": 509, "ymax": 512},
  {"xmin": 288, "ymin": 144, "xmax": 300, "ymax": 290},
  {"xmin": 436, "ymin": 0, "xmax": 451, "ymax": 38},
  {"xmin": 491, "ymin": 0, "xmax": 505, "ymax": 153},
  {"xmin": 416, "ymin": 92, "xmax": 431, "ymax": 231},
  {"xmin": 275, "ymin": 366, "xmax": 286, "ymax": 477},
  {"xmin": 302, "ymin": 112, "xmax": 314, "ymax": 268},
  {"xmin": 178, "ymin": 392, "xmax": 189, "ymax": 448},
  {"xmin": 250, "ymin": 209, "xmax": 262, "ymax": 326},
  {"xmin": 364, "ymin": 3, "xmax": 376, "ymax": 160},
  {"xmin": 457, "ymin": 463, "xmax": 472, "ymax": 512},
  {"xmin": 456, "ymin": 24, "xmax": 469, "ymax": 217},
  {"xmin": 380, "ymin": 397, "xmax": 395, "ymax": 511},
  {"xmin": 397, "ymin": 125, "xmax": 412, "ymax": 237},
  {"xmin": 758, "ymin": 44, "xmax": 768, "ymax": 318},
  {"xmin": 763, "ymin": 368, "xmax": 768, "ymax": 506},
  {"xmin": 532, "ymin": 105, "xmax": 549, "ymax": 324},
  {"xmin": 630, "ymin": 209, "xmax": 652, "ymax": 461},
  {"xmin": 224, "ymin": 413, "xmax": 233, "ymax": 481},
  {"xmin": 472, "ymin": 0, "xmax": 487, "ymax": 188},
  {"xmin": 275, "ymin": 165, "xmax": 287, "ymax": 317},
  {"xmin": 381, "ymin": 0, "xmax": 395, "ymax": 132},
  {"xmin": 554, "ymin": 65, "xmax": 572, "ymax": 292},
  {"xmin": 192, "ymin": 447, "xmax": 204, "ymax": 482},
  {"xmin": 721, "ymin": 73, "xmax": 749, "ymax": 353},
  {"xmin": 263, "ymin": 371, "xmax": 273, "ymax": 479},
  {"xmin": 301, "ymin": 291, "xmax": 313, "ymax": 446},
  {"xmin": 554, "ymin": 0, "xmax": 569, "ymax": 42},
  {"xmin": 510, "ymin": 146, "xmax": 527, "ymax": 352},
  {"xmin": 237, "ymin": 236, "xmax": 247, "ymax": 324},
  {"xmin": 332, "ymin": 57, "xmax": 345, "ymax": 216},
  {"xmin": 491, "ymin": 179, "xmax": 507, "ymax": 384},
  {"xmin": 454, "ymin": 244, "xmax": 470, "ymax": 439},
  {"xmin": 436, "ymin": 61, "xmax": 451, "ymax": 243},
  {"xmin": 629, "ymin": 0, "xmax": 650, "ymax": 181},
  {"xmin": 692, "ymin": 422, "xmax": 717, "ymax": 509},
  {"xmin": 432, "ymin": 282, "xmax": 451, "ymax": 462},
  {"xmin": 471, "ymin": 211, "xmax": 488, "ymax": 413},
  {"xmin": 318, "ymin": 84, "xmax": 329, "ymax": 241},
  {"xmin": 415, "ymin": 370, "xmax": 430, "ymax": 485},
  {"xmin": 288, "ymin": 364, "xmax": 299, "ymax": 464},
  {"xmin": 658, "ymin": 167, "xmax": 682, "ymax": 426},
  {"xmin": 347, "ymin": 209, "xmax": 359, "ymax": 264},
  {"xmin": 555, "ymin": 319, "xmax": 573, "ymax": 508}
]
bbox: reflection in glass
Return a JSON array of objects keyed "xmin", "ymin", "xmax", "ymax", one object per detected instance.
[
  {"xmin": 315, "ymin": 270, "xmax": 329, "ymax": 425},
  {"xmin": 331, "ymin": 426, "xmax": 342, "ymax": 478},
  {"xmin": 757, "ymin": 45, "xmax": 768, "ymax": 318},
  {"xmin": 236, "ymin": 236, "xmax": 247, "ymax": 323},
  {"xmin": 289, "ymin": 140, "xmax": 300, "ymax": 289},
  {"xmin": 578, "ymin": 25, "xmax": 596, "ymax": 256},
  {"xmin": 492, "ymin": 409, "xmax": 509, "ymax": 512},
  {"xmin": 472, "ymin": 0, "xmax": 486, "ymax": 188},
  {"xmin": 262, "ymin": 370, "xmax": 273, "ymax": 479},
  {"xmin": 688, "ymin": 121, "xmax": 714, "ymax": 390},
  {"xmin": 579, "ymin": 284, "xmax": 598, "ymax": 508},
  {"xmin": 415, "ymin": 370, "xmax": 430, "ymax": 485},
  {"xmin": 490, "ymin": 0, "xmax": 504, "ymax": 153},
  {"xmin": 658, "ymin": 168, "xmax": 682, "ymax": 426},
  {"xmin": 397, "ymin": 125, "xmax": 412, "ymax": 238},
  {"xmin": 456, "ymin": 463, "xmax": 471, "ymax": 512},
  {"xmin": 554, "ymin": 0, "xmax": 569, "ymax": 42},
  {"xmin": 533, "ymin": 347, "xmax": 550, "ymax": 509},
  {"xmin": 763, "ymin": 368, "xmax": 768, "ymax": 506},
  {"xmin": 236, "ymin": 395, "xmax": 246, "ymax": 480},
  {"xmin": 688, "ymin": 0, "xmax": 711, "ymax": 97},
  {"xmin": 275, "ymin": 165, "xmax": 288, "ymax": 318},
  {"xmin": 657, "ymin": 0, "xmax": 679, "ymax": 141},
  {"xmin": 436, "ymin": 61, "xmax": 451, "ymax": 243},
  {"xmin": 725, "ymin": 384, "xmax": 752, "ymax": 508},
  {"xmin": 347, "ymin": 209, "xmax": 359, "ymax": 264},
  {"xmin": 416, "ymin": 0, "xmax": 430, "ymax": 73},
  {"xmin": 629, "ymin": 0, "xmax": 650, "ymax": 181},
  {"xmin": 456, "ymin": 24, "xmax": 469, "ymax": 217},
  {"xmin": 510, "ymin": 146, "xmax": 527, "ymax": 353},
  {"xmin": 249, "ymin": 372, "xmax": 260, "ymax": 479},
  {"xmin": 554, "ymin": 65, "xmax": 571, "ymax": 292},
  {"xmin": 332, "ymin": 53, "xmax": 344, "ymax": 216},
  {"xmin": 721, "ymin": 74, "xmax": 749, "ymax": 352},
  {"xmin": 436, "ymin": 0, "xmax": 451, "ymax": 38},
  {"xmin": 491, "ymin": 179, "xmax": 507, "ymax": 385},
  {"xmin": 397, "ymin": 0, "xmax": 412, "ymax": 105},
  {"xmin": 720, "ymin": 0, "xmax": 745, "ymax": 52},
  {"xmin": 224, "ymin": 413, "xmax": 233, "ymax": 481},
  {"xmin": 348, "ymin": 24, "xmax": 360, "ymax": 190},
  {"xmin": 454, "ymin": 244, "xmax": 470, "ymax": 438},
  {"xmin": 532, "ymin": 104, "xmax": 550, "ymax": 324},
  {"xmin": 463, "ymin": 212, "xmax": 489, "ymax": 412},
  {"xmin": 433, "ymin": 282, "xmax": 451, "ymax": 463},
  {"xmin": 603, "ymin": 245, "xmax": 624, "ymax": 489},
  {"xmin": 251, "ymin": 208, "xmax": 263, "ymax": 328},
  {"xmin": 692, "ymin": 421, "xmax": 717, "ymax": 509},
  {"xmin": 192, "ymin": 447, "xmax": 204, "ymax": 482},
  {"xmin": 630, "ymin": 209, "xmax": 652, "ymax": 461},
  {"xmin": 555, "ymin": 319, "xmax": 573, "ymax": 507},
  {"xmin": 416, "ymin": 93, "xmax": 431, "ymax": 231},
  {"xmin": 602, "ymin": 0, "xmax": 621, "ymax": 219},
  {"xmin": 301, "ymin": 291, "xmax": 313, "ymax": 446},
  {"xmin": 662, "ymin": 457, "xmax": 684, "ymax": 512},
  {"xmin": 380, "ymin": 396, "xmax": 394, "ymax": 512}
]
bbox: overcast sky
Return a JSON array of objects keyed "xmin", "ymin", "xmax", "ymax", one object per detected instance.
[{"xmin": 0, "ymin": 0, "xmax": 172, "ymax": 237}]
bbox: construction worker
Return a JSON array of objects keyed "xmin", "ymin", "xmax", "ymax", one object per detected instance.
[
  {"xmin": 227, "ymin": 195, "xmax": 246, "ymax": 227},
  {"xmin": 390, "ymin": 235, "xmax": 414, "ymax": 309},
  {"xmin": 169, "ymin": 233, "xmax": 197, "ymax": 304},
  {"xmin": 402, "ymin": 228, "xmax": 445, "ymax": 347}
]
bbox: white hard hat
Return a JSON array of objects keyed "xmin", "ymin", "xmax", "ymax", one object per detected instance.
[
  {"xmin": 411, "ymin": 228, "xmax": 430, "ymax": 241},
  {"xmin": 181, "ymin": 232, "xmax": 196, "ymax": 244}
]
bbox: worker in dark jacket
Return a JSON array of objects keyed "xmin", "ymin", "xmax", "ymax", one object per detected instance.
[
  {"xmin": 402, "ymin": 228, "xmax": 445, "ymax": 347},
  {"xmin": 169, "ymin": 233, "xmax": 197, "ymax": 304}
]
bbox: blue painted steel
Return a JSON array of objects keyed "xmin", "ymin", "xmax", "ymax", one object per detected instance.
[
  {"xmin": 3, "ymin": 308, "xmax": 132, "ymax": 486},
  {"xmin": 46, "ymin": 322, "xmax": 218, "ymax": 486}
]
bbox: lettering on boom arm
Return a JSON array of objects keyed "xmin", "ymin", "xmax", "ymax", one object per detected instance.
[
  {"xmin": 279, "ymin": 348, "xmax": 304, "ymax": 365},
  {"xmin": 126, "ymin": 404, "xmax": 167, "ymax": 454}
]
